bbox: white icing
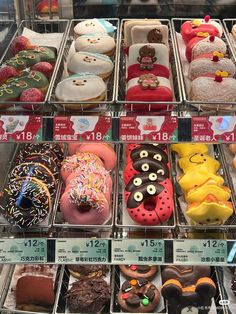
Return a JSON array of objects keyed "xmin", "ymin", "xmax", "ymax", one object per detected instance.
[
  {"xmin": 131, "ymin": 24, "xmax": 169, "ymax": 47},
  {"xmin": 192, "ymin": 36, "xmax": 227, "ymax": 59},
  {"xmin": 74, "ymin": 19, "xmax": 114, "ymax": 35},
  {"xmin": 55, "ymin": 73, "xmax": 106, "ymax": 101},
  {"xmin": 124, "ymin": 19, "xmax": 161, "ymax": 46},
  {"xmin": 128, "ymin": 43, "xmax": 169, "ymax": 69},
  {"xmin": 127, "ymin": 76, "xmax": 171, "ymax": 90},
  {"xmin": 75, "ymin": 34, "xmax": 115, "ymax": 53},
  {"xmin": 67, "ymin": 51, "xmax": 114, "ymax": 75}
]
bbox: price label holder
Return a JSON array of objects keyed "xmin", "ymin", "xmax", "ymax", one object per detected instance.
[
  {"xmin": 112, "ymin": 239, "xmax": 165, "ymax": 264},
  {"xmin": 0, "ymin": 238, "xmax": 47, "ymax": 263},
  {"xmin": 0, "ymin": 115, "xmax": 42, "ymax": 142},
  {"xmin": 120, "ymin": 116, "xmax": 178, "ymax": 142},
  {"xmin": 53, "ymin": 116, "xmax": 112, "ymax": 142},
  {"xmin": 192, "ymin": 116, "xmax": 236, "ymax": 142},
  {"xmin": 55, "ymin": 238, "xmax": 109, "ymax": 263},
  {"xmin": 173, "ymin": 240, "xmax": 227, "ymax": 265}
]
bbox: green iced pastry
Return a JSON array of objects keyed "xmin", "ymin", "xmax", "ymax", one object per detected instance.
[
  {"xmin": 5, "ymin": 47, "xmax": 56, "ymax": 70},
  {"xmin": 0, "ymin": 70, "xmax": 49, "ymax": 101}
]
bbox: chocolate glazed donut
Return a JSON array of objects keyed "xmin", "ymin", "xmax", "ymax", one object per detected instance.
[
  {"xmin": 117, "ymin": 277, "xmax": 160, "ymax": 313},
  {"xmin": 130, "ymin": 146, "xmax": 168, "ymax": 164},
  {"xmin": 119, "ymin": 265, "xmax": 158, "ymax": 280}
]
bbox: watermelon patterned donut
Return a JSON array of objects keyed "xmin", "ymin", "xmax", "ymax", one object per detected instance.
[
  {"xmin": 124, "ymin": 157, "xmax": 169, "ymax": 185},
  {"xmin": 125, "ymin": 179, "xmax": 174, "ymax": 226}
]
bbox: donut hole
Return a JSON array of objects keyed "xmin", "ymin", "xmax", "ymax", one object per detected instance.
[
  {"xmin": 17, "ymin": 196, "xmax": 32, "ymax": 210},
  {"xmin": 143, "ymin": 197, "xmax": 156, "ymax": 211},
  {"xmin": 77, "ymin": 203, "xmax": 91, "ymax": 212}
]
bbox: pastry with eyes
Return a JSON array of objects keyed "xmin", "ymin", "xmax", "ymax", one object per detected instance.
[
  {"xmin": 124, "ymin": 157, "xmax": 169, "ymax": 185},
  {"xmin": 125, "ymin": 175, "xmax": 173, "ymax": 226},
  {"xmin": 74, "ymin": 34, "xmax": 116, "ymax": 56},
  {"xmin": 74, "ymin": 19, "xmax": 115, "ymax": 37},
  {"xmin": 126, "ymin": 143, "xmax": 167, "ymax": 158},
  {"xmin": 117, "ymin": 277, "xmax": 160, "ymax": 313},
  {"xmin": 55, "ymin": 72, "xmax": 106, "ymax": 103},
  {"xmin": 67, "ymin": 52, "xmax": 114, "ymax": 79},
  {"xmin": 126, "ymin": 145, "xmax": 168, "ymax": 165}
]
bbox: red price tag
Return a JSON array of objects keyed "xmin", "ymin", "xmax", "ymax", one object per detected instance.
[
  {"xmin": 192, "ymin": 116, "xmax": 236, "ymax": 142},
  {"xmin": 0, "ymin": 116, "xmax": 42, "ymax": 142},
  {"xmin": 53, "ymin": 116, "xmax": 112, "ymax": 142},
  {"xmin": 120, "ymin": 116, "xmax": 178, "ymax": 142}
]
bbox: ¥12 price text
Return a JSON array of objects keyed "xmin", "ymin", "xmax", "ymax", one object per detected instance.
[
  {"xmin": 86, "ymin": 240, "xmax": 106, "ymax": 248},
  {"xmin": 24, "ymin": 239, "xmax": 45, "ymax": 247}
]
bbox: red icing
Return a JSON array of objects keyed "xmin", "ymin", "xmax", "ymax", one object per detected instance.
[
  {"xmin": 126, "ymin": 85, "xmax": 173, "ymax": 102},
  {"xmin": 209, "ymin": 35, "xmax": 215, "ymax": 42},
  {"xmin": 212, "ymin": 55, "xmax": 219, "ymax": 62},
  {"xmin": 36, "ymin": 0, "xmax": 58, "ymax": 13},
  {"xmin": 10, "ymin": 36, "xmax": 33, "ymax": 56},
  {"xmin": 204, "ymin": 15, "xmax": 211, "ymax": 22},
  {"xmin": 20, "ymin": 88, "xmax": 44, "ymax": 110},
  {"xmin": 0, "ymin": 66, "xmax": 19, "ymax": 84},
  {"xmin": 31, "ymin": 62, "xmax": 53, "ymax": 78},
  {"xmin": 127, "ymin": 64, "xmax": 170, "ymax": 81},
  {"xmin": 122, "ymin": 293, "xmax": 130, "ymax": 300},
  {"xmin": 181, "ymin": 21, "xmax": 220, "ymax": 44},
  {"xmin": 130, "ymin": 265, "xmax": 137, "ymax": 271},
  {"xmin": 214, "ymin": 75, "xmax": 223, "ymax": 82},
  {"xmin": 185, "ymin": 36, "xmax": 205, "ymax": 62}
]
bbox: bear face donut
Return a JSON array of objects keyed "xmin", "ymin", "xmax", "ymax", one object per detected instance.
[
  {"xmin": 119, "ymin": 265, "xmax": 158, "ymax": 280},
  {"xmin": 0, "ymin": 177, "xmax": 51, "ymax": 228},
  {"xmin": 124, "ymin": 157, "xmax": 169, "ymax": 185},
  {"xmin": 161, "ymin": 265, "xmax": 216, "ymax": 314},
  {"xmin": 117, "ymin": 277, "xmax": 160, "ymax": 313},
  {"xmin": 74, "ymin": 34, "xmax": 116, "ymax": 56},
  {"xmin": 67, "ymin": 51, "xmax": 114, "ymax": 80}
]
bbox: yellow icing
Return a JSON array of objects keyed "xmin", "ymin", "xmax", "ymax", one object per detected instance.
[
  {"xmin": 171, "ymin": 143, "xmax": 208, "ymax": 157},
  {"xmin": 215, "ymin": 70, "xmax": 229, "ymax": 77},
  {"xmin": 178, "ymin": 153, "xmax": 220, "ymax": 174},
  {"xmin": 213, "ymin": 51, "xmax": 224, "ymax": 58},
  {"xmin": 193, "ymin": 19, "xmax": 201, "ymax": 26},
  {"xmin": 196, "ymin": 31, "xmax": 209, "ymax": 37}
]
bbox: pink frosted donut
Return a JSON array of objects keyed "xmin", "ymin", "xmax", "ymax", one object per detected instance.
[
  {"xmin": 65, "ymin": 172, "xmax": 112, "ymax": 202},
  {"xmin": 77, "ymin": 143, "xmax": 117, "ymax": 171},
  {"xmin": 60, "ymin": 152, "xmax": 103, "ymax": 182},
  {"xmin": 67, "ymin": 143, "xmax": 82, "ymax": 156},
  {"xmin": 60, "ymin": 186, "xmax": 110, "ymax": 225}
]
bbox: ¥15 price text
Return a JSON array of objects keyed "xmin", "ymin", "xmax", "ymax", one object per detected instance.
[{"xmin": 141, "ymin": 240, "xmax": 163, "ymax": 247}]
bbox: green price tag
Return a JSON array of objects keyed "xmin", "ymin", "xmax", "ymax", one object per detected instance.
[
  {"xmin": 0, "ymin": 238, "xmax": 47, "ymax": 263},
  {"xmin": 55, "ymin": 238, "xmax": 109, "ymax": 263},
  {"xmin": 173, "ymin": 240, "xmax": 227, "ymax": 265},
  {"xmin": 112, "ymin": 239, "xmax": 164, "ymax": 264}
]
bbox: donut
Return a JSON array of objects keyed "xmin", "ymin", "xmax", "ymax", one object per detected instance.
[
  {"xmin": 124, "ymin": 157, "xmax": 169, "ymax": 185},
  {"xmin": 60, "ymin": 186, "xmax": 109, "ymax": 225},
  {"xmin": 60, "ymin": 152, "xmax": 103, "ymax": 182},
  {"xmin": 68, "ymin": 143, "xmax": 82, "ymax": 156},
  {"xmin": 65, "ymin": 171, "xmax": 112, "ymax": 202},
  {"xmin": 0, "ymin": 177, "xmax": 51, "ymax": 228},
  {"xmin": 229, "ymin": 144, "xmax": 236, "ymax": 154},
  {"xmin": 77, "ymin": 143, "xmax": 117, "ymax": 171},
  {"xmin": 67, "ymin": 51, "xmax": 114, "ymax": 80},
  {"xmin": 67, "ymin": 264, "xmax": 109, "ymax": 279},
  {"xmin": 171, "ymin": 143, "xmax": 208, "ymax": 157},
  {"xmin": 117, "ymin": 277, "xmax": 160, "ymax": 313},
  {"xmin": 9, "ymin": 162, "xmax": 56, "ymax": 197},
  {"xmin": 125, "ymin": 180, "xmax": 173, "ymax": 225},
  {"xmin": 126, "ymin": 143, "xmax": 166, "ymax": 158},
  {"xmin": 73, "ymin": 19, "xmax": 115, "ymax": 37},
  {"xmin": 119, "ymin": 265, "xmax": 158, "ymax": 280},
  {"xmin": 178, "ymin": 153, "xmax": 220, "ymax": 174},
  {"xmin": 127, "ymin": 145, "xmax": 168, "ymax": 165},
  {"xmin": 181, "ymin": 17, "xmax": 222, "ymax": 44},
  {"xmin": 36, "ymin": 0, "xmax": 58, "ymax": 15},
  {"xmin": 24, "ymin": 153, "xmax": 59, "ymax": 180}
]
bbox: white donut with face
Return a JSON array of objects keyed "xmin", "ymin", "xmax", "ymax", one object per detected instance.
[
  {"xmin": 74, "ymin": 34, "xmax": 116, "ymax": 55},
  {"xmin": 74, "ymin": 18, "xmax": 115, "ymax": 36},
  {"xmin": 55, "ymin": 72, "xmax": 106, "ymax": 101},
  {"xmin": 67, "ymin": 51, "xmax": 114, "ymax": 78}
]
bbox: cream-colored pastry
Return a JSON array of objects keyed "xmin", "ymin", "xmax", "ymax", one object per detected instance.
[
  {"xmin": 55, "ymin": 73, "xmax": 106, "ymax": 102},
  {"xmin": 232, "ymin": 24, "xmax": 236, "ymax": 39},
  {"xmin": 74, "ymin": 33, "xmax": 116, "ymax": 56},
  {"xmin": 190, "ymin": 76, "xmax": 236, "ymax": 102},
  {"xmin": 189, "ymin": 54, "xmax": 236, "ymax": 80},
  {"xmin": 124, "ymin": 19, "xmax": 161, "ymax": 46},
  {"xmin": 67, "ymin": 51, "xmax": 114, "ymax": 79},
  {"xmin": 131, "ymin": 24, "xmax": 169, "ymax": 47},
  {"xmin": 192, "ymin": 36, "xmax": 227, "ymax": 60},
  {"xmin": 74, "ymin": 19, "xmax": 115, "ymax": 37}
]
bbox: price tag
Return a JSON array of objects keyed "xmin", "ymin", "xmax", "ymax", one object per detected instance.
[
  {"xmin": 192, "ymin": 116, "xmax": 236, "ymax": 142},
  {"xmin": 112, "ymin": 239, "xmax": 165, "ymax": 264},
  {"xmin": 120, "ymin": 116, "xmax": 178, "ymax": 142},
  {"xmin": 55, "ymin": 238, "xmax": 109, "ymax": 263},
  {"xmin": 0, "ymin": 115, "xmax": 42, "ymax": 142},
  {"xmin": 173, "ymin": 240, "xmax": 227, "ymax": 265},
  {"xmin": 0, "ymin": 238, "xmax": 47, "ymax": 263},
  {"xmin": 53, "ymin": 116, "xmax": 112, "ymax": 142}
]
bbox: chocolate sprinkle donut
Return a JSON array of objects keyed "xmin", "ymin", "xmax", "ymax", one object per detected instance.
[{"xmin": 0, "ymin": 177, "xmax": 51, "ymax": 228}]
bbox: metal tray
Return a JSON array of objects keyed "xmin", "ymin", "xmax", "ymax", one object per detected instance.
[
  {"xmin": 171, "ymin": 18, "xmax": 236, "ymax": 113},
  {"xmin": 0, "ymin": 19, "xmax": 69, "ymax": 111},
  {"xmin": 54, "ymin": 265, "xmax": 112, "ymax": 314},
  {"xmin": 116, "ymin": 18, "xmax": 183, "ymax": 113},
  {"xmin": 52, "ymin": 144, "xmax": 118, "ymax": 231},
  {"xmin": 223, "ymin": 19, "xmax": 236, "ymax": 61},
  {"xmin": 115, "ymin": 144, "xmax": 177, "ymax": 231},
  {"xmin": 0, "ymin": 143, "xmax": 64, "ymax": 233},
  {"xmin": 172, "ymin": 144, "xmax": 236, "ymax": 231},
  {"xmin": 48, "ymin": 18, "xmax": 120, "ymax": 112}
]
